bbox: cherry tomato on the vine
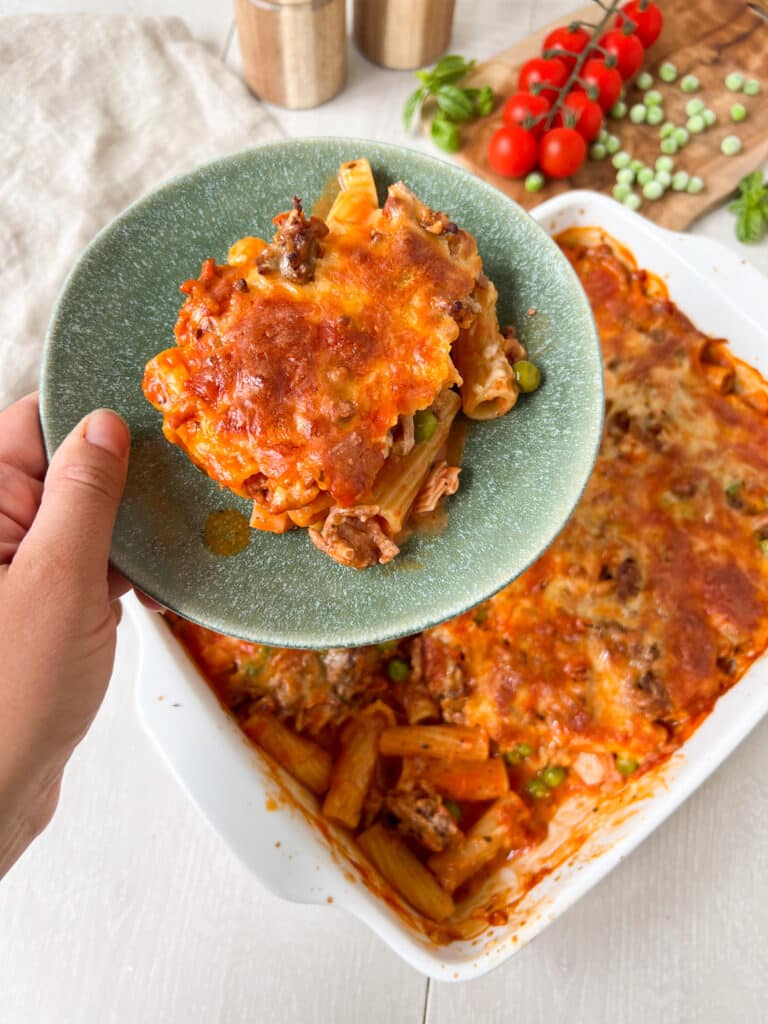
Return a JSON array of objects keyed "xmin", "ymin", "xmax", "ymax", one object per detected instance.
[
  {"xmin": 501, "ymin": 91, "xmax": 551, "ymax": 137},
  {"xmin": 577, "ymin": 58, "xmax": 623, "ymax": 111},
  {"xmin": 518, "ymin": 57, "xmax": 569, "ymax": 102},
  {"xmin": 487, "ymin": 124, "xmax": 538, "ymax": 178},
  {"xmin": 599, "ymin": 29, "xmax": 645, "ymax": 80},
  {"xmin": 542, "ymin": 24, "xmax": 591, "ymax": 74},
  {"xmin": 553, "ymin": 91, "xmax": 603, "ymax": 141},
  {"xmin": 538, "ymin": 126, "xmax": 586, "ymax": 179},
  {"xmin": 615, "ymin": 1, "xmax": 663, "ymax": 49}
]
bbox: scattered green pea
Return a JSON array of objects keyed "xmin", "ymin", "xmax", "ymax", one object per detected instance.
[
  {"xmin": 637, "ymin": 166, "xmax": 655, "ymax": 185},
  {"xmin": 629, "ymin": 103, "xmax": 647, "ymax": 124},
  {"xmin": 655, "ymin": 169, "xmax": 672, "ymax": 188},
  {"xmin": 589, "ymin": 142, "xmax": 607, "ymax": 160},
  {"xmin": 725, "ymin": 71, "xmax": 744, "ymax": 92},
  {"xmin": 513, "ymin": 360, "xmax": 541, "ymax": 393},
  {"xmin": 526, "ymin": 778, "xmax": 550, "ymax": 799},
  {"xmin": 721, "ymin": 134, "xmax": 742, "ymax": 155},
  {"xmin": 646, "ymin": 106, "xmax": 664, "ymax": 126},
  {"xmin": 623, "ymin": 192, "xmax": 642, "ymax": 212},
  {"xmin": 687, "ymin": 114, "xmax": 705, "ymax": 134},
  {"xmin": 659, "ymin": 121, "xmax": 675, "ymax": 139},
  {"xmin": 672, "ymin": 170, "xmax": 690, "ymax": 190},
  {"xmin": 644, "ymin": 89, "xmax": 663, "ymax": 107},
  {"xmin": 642, "ymin": 180, "xmax": 664, "ymax": 200},
  {"xmin": 598, "ymin": 127, "xmax": 610, "ymax": 143},
  {"xmin": 730, "ymin": 103, "xmax": 747, "ymax": 122},
  {"xmin": 541, "ymin": 765, "xmax": 567, "ymax": 789},
  {"xmin": 687, "ymin": 175, "xmax": 704, "ymax": 194},
  {"xmin": 524, "ymin": 171, "xmax": 545, "ymax": 192},
  {"xmin": 655, "ymin": 155, "xmax": 674, "ymax": 172},
  {"xmin": 616, "ymin": 167, "xmax": 635, "ymax": 185},
  {"xmin": 630, "ymin": 158, "xmax": 644, "ymax": 173},
  {"xmin": 744, "ymin": 79, "xmax": 761, "ymax": 96},
  {"xmin": 503, "ymin": 742, "xmax": 534, "ymax": 765},
  {"xmin": 685, "ymin": 97, "xmax": 705, "ymax": 117},
  {"xmin": 387, "ymin": 658, "xmax": 410, "ymax": 681},
  {"xmin": 636, "ymin": 71, "xmax": 653, "ymax": 91},
  {"xmin": 660, "ymin": 137, "xmax": 679, "ymax": 155},
  {"xmin": 659, "ymin": 62, "xmax": 678, "ymax": 83},
  {"xmin": 605, "ymin": 134, "xmax": 621, "ymax": 155},
  {"xmin": 616, "ymin": 754, "xmax": 639, "ymax": 776},
  {"xmin": 414, "ymin": 409, "xmax": 438, "ymax": 443},
  {"xmin": 613, "ymin": 183, "xmax": 631, "ymax": 201},
  {"xmin": 680, "ymin": 74, "xmax": 700, "ymax": 93},
  {"xmin": 673, "ymin": 126, "xmax": 690, "ymax": 145},
  {"xmin": 610, "ymin": 100, "xmax": 628, "ymax": 119},
  {"xmin": 612, "ymin": 150, "xmax": 631, "ymax": 169},
  {"xmin": 702, "ymin": 108, "xmax": 717, "ymax": 127}
]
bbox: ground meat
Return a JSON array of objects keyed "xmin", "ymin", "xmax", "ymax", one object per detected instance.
[
  {"xmin": 386, "ymin": 783, "xmax": 461, "ymax": 852},
  {"xmin": 256, "ymin": 196, "xmax": 328, "ymax": 284}
]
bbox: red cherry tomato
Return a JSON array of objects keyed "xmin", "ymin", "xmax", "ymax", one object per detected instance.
[
  {"xmin": 542, "ymin": 25, "xmax": 591, "ymax": 74},
  {"xmin": 553, "ymin": 91, "xmax": 603, "ymax": 141},
  {"xmin": 615, "ymin": 1, "xmax": 663, "ymax": 49},
  {"xmin": 599, "ymin": 29, "xmax": 645, "ymax": 80},
  {"xmin": 578, "ymin": 58, "xmax": 623, "ymax": 111},
  {"xmin": 518, "ymin": 57, "xmax": 569, "ymax": 103},
  {"xmin": 501, "ymin": 91, "xmax": 551, "ymax": 137},
  {"xmin": 487, "ymin": 125, "xmax": 538, "ymax": 178},
  {"xmin": 538, "ymin": 126, "xmax": 586, "ymax": 179}
]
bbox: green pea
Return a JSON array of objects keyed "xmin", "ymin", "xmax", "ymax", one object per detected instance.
[
  {"xmin": 721, "ymin": 134, "xmax": 742, "ymax": 155},
  {"xmin": 660, "ymin": 137, "xmax": 679, "ymax": 155},
  {"xmin": 725, "ymin": 71, "xmax": 744, "ymax": 92},
  {"xmin": 730, "ymin": 103, "xmax": 747, "ymax": 122},
  {"xmin": 513, "ymin": 360, "xmax": 541, "ymax": 394},
  {"xmin": 644, "ymin": 89, "xmax": 663, "ymax": 107},
  {"xmin": 616, "ymin": 167, "xmax": 635, "ymax": 185},
  {"xmin": 605, "ymin": 134, "xmax": 621, "ymax": 155},
  {"xmin": 672, "ymin": 170, "xmax": 690, "ymax": 191},
  {"xmin": 637, "ymin": 166, "xmax": 655, "ymax": 185},
  {"xmin": 680, "ymin": 74, "xmax": 700, "ymax": 93},
  {"xmin": 655, "ymin": 155, "xmax": 674, "ymax": 172},
  {"xmin": 616, "ymin": 754, "xmax": 639, "ymax": 776},
  {"xmin": 685, "ymin": 97, "xmax": 705, "ymax": 117},
  {"xmin": 629, "ymin": 158, "xmax": 644, "ymax": 173},
  {"xmin": 589, "ymin": 142, "xmax": 607, "ymax": 160},
  {"xmin": 541, "ymin": 765, "xmax": 567, "ymax": 788},
  {"xmin": 526, "ymin": 778, "xmax": 550, "ymax": 799},
  {"xmin": 612, "ymin": 151, "xmax": 631, "ymax": 169},
  {"xmin": 524, "ymin": 171, "xmax": 545, "ymax": 192},
  {"xmin": 659, "ymin": 62, "xmax": 678, "ymax": 83},
  {"xmin": 623, "ymin": 193, "xmax": 642, "ymax": 212},
  {"xmin": 744, "ymin": 79, "xmax": 761, "ymax": 96},
  {"xmin": 702, "ymin": 108, "xmax": 717, "ymax": 127},
  {"xmin": 610, "ymin": 100, "xmax": 628, "ymax": 119},
  {"xmin": 613, "ymin": 183, "xmax": 631, "ymax": 201},
  {"xmin": 636, "ymin": 71, "xmax": 653, "ymax": 91},
  {"xmin": 687, "ymin": 114, "xmax": 705, "ymax": 133},
  {"xmin": 673, "ymin": 126, "xmax": 690, "ymax": 145},
  {"xmin": 646, "ymin": 106, "xmax": 664, "ymax": 126},
  {"xmin": 687, "ymin": 175, "xmax": 704, "ymax": 194},
  {"xmin": 629, "ymin": 103, "xmax": 647, "ymax": 124},
  {"xmin": 642, "ymin": 180, "xmax": 663, "ymax": 200},
  {"xmin": 598, "ymin": 127, "xmax": 610, "ymax": 144},
  {"xmin": 444, "ymin": 799, "xmax": 462, "ymax": 821},
  {"xmin": 760, "ymin": 538, "xmax": 768, "ymax": 558},
  {"xmin": 503, "ymin": 742, "xmax": 534, "ymax": 765},
  {"xmin": 659, "ymin": 121, "xmax": 675, "ymax": 138},
  {"xmin": 655, "ymin": 169, "xmax": 672, "ymax": 188},
  {"xmin": 414, "ymin": 409, "xmax": 438, "ymax": 443},
  {"xmin": 387, "ymin": 657, "xmax": 410, "ymax": 681}
]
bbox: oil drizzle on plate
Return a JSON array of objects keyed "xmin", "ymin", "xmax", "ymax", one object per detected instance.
[{"xmin": 203, "ymin": 509, "xmax": 251, "ymax": 556}]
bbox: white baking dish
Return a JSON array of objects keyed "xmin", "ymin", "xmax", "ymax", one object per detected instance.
[{"xmin": 133, "ymin": 190, "xmax": 768, "ymax": 981}]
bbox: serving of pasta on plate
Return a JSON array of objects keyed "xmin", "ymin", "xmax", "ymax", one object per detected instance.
[{"xmin": 142, "ymin": 158, "xmax": 539, "ymax": 569}]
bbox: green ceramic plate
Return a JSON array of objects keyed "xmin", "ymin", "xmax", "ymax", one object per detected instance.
[{"xmin": 40, "ymin": 138, "xmax": 602, "ymax": 648}]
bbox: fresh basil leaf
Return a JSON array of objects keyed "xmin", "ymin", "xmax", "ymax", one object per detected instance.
[
  {"xmin": 428, "ymin": 54, "xmax": 475, "ymax": 87},
  {"xmin": 475, "ymin": 85, "xmax": 494, "ymax": 116},
  {"xmin": 430, "ymin": 115, "xmax": 461, "ymax": 152},
  {"xmin": 435, "ymin": 83, "xmax": 475, "ymax": 122},
  {"xmin": 737, "ymin": 206, "xmax": 766, "ymax": 244},
  {"xmin": 403, "ymin": 86, "xmax": 426, "ymax": 132}
]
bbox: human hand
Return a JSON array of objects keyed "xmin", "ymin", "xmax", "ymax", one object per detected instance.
[{"xmin": 0, "ymin": 393, "xmax": 130, "ymax": 877}]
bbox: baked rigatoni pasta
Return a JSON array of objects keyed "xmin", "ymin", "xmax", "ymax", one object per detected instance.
[{"xmin": 142, "ymin": 158, "xmax": 534, "ymax": 569}]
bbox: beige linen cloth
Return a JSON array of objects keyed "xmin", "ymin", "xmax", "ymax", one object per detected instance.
[{"xmin": 0, "ymin": 14, "xmax": 282, "ymax": 410}]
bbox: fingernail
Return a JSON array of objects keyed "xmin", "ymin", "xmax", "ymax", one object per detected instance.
[{"xmin": 84, "ymin": 409, "xmax": 130, "ymax": 458}]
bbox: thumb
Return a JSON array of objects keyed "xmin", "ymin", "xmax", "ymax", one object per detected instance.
[{"xmin": 15, "ymin": 409, "xmax": 130, "ymax": 594}]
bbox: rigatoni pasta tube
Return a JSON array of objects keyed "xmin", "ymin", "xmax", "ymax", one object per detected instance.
[
  {"xmin": 325, "ymin": 158, "xmax": 378, "ymax": 232},
  {"xmin": 322, "ymin": 703, "xmax": 394, "ymax": 829},
  {"xmin": 379, "ymin": 724, "xmax": 489, "ymax": 761},
  {"xmin": 243, "ymin": 711, "xmax": 332, "ymax": 795},
  {"xmin": 428, "ymin": 792, "xmax": 529, "ymax": 894},
  {"xmin": 452, "ymin": 278, "xmax": 518, "ymax": 420},
  {"xmin": 401, "ymin": 756, "xmax": 510, "ymax": 801},
  {"xmin": 358, "ymin": 824, "xmax": 455, "ymax": 922}
]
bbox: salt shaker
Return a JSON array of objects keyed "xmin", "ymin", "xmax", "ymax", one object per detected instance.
[
  {"xmin": 353, "ymin": 0, "xmax": 455, "ymax": 70},
  {"xmin": 235, "ymin": 0, "xmax": 347, "ymax": 109}
]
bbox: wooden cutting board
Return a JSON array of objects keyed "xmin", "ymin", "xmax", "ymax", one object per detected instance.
[{"xmin": 455, "ymin": 0, "xmax": 768, "ymax": 229}]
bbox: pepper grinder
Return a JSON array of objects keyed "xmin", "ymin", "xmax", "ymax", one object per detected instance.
[
  {"xmin": 235, "ymin": 0, "xmax": 347, "ymax": 109},
  {"xmin": 353, "ymin": 0, "xmax": 455, "ymax": 70}
]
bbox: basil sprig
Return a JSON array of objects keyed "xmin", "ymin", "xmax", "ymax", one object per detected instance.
[{"xmin": 403, "ymin": 54, "xmax": 494, "ymax": 153}]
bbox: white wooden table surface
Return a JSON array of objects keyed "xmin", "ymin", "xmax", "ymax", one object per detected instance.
[{"xmin": 2, "ymin": 2, "xmax": 767, "ymax": 1022}]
